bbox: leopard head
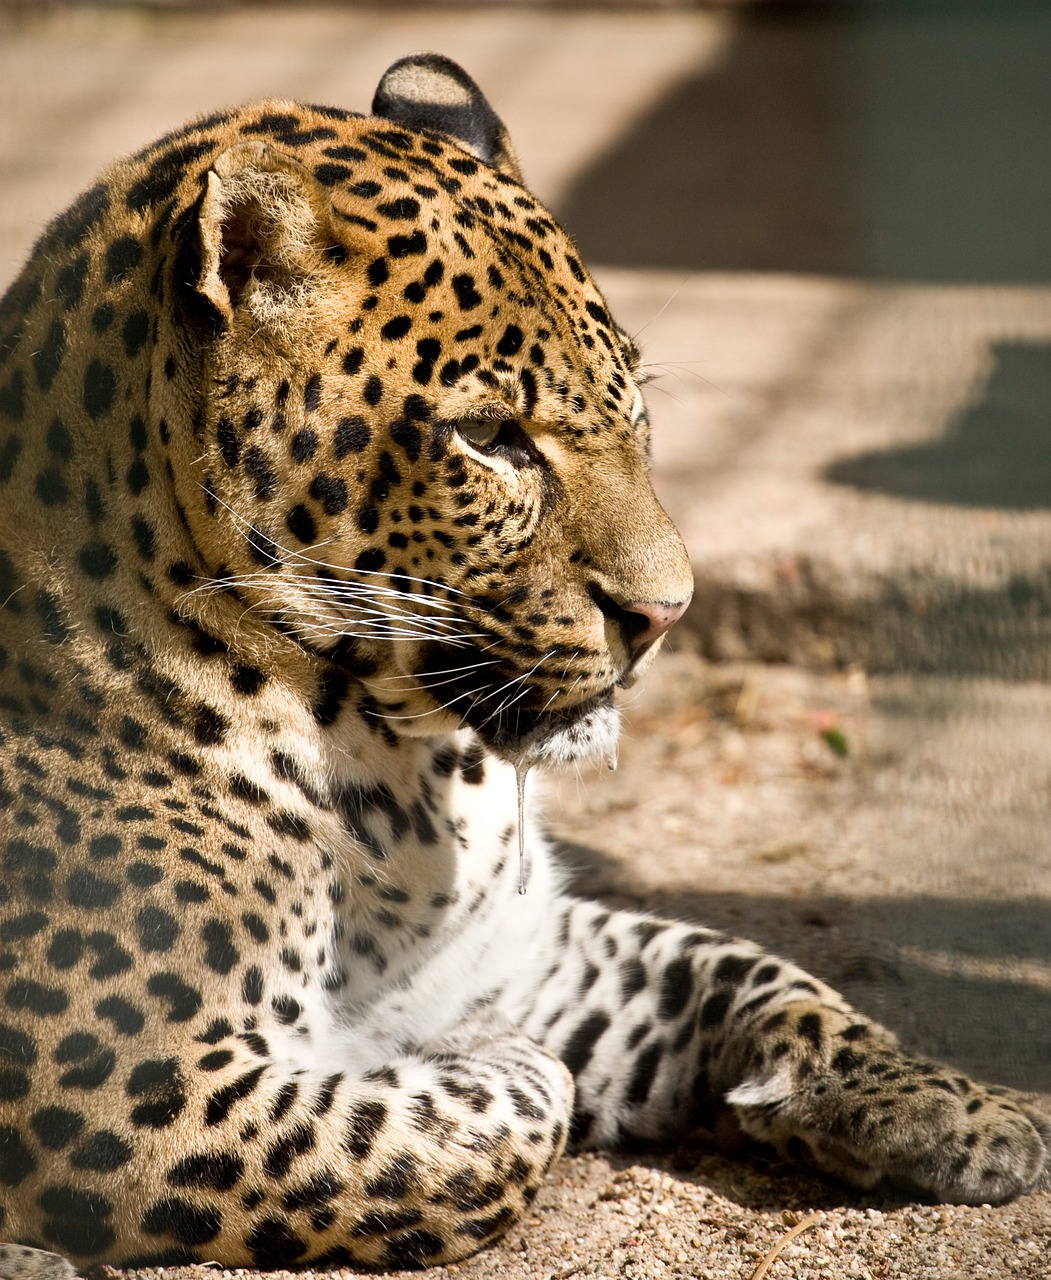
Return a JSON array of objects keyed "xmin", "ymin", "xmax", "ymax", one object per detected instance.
[{"xmin": 166, "ymin": 55, "xmax": 693, "ymax": 766}]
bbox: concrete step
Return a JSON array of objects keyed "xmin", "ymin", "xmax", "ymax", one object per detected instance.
[{"xmin": 599, "ymin": 269, "xmax": 1051, "ymax": 679}]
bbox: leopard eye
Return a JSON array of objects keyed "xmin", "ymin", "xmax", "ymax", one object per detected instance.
[{"xmin": 456, "ymin": 418, "xmax": 506, "ymax": 451}]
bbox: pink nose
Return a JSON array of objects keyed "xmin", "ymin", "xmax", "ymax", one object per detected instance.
[{"xmin": 622, "ymin": 598, "xmax": 690, "ymax": 656}]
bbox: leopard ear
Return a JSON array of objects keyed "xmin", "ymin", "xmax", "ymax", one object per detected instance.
[
  {"xmin": 372, "ymin": 53, "xmax": 523, "ymax": 183},
  {"xmin": 186, "ymin": 141, "xmax": 345, "ymax": 337}
]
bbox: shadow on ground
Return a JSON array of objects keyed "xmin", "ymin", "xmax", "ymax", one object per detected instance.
[
  {"xmin": 560, "ymin": 841, "xmax": 1051, "ymax": 1095},
  {"xmin": 825, "ymin": 340, "xmax": 1051, "ymax": 509},
  {"xmin": 557, "ymin": 1, "xmax": 1051, "ymax": 284}
]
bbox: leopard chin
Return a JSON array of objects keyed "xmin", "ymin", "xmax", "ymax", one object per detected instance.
[{"xmin": 491, "ymin": 697, "xmax": 621, "ymax": 771}]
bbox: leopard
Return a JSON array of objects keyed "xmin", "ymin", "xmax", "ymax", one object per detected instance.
[{"xmin": 0, "ymin": 52, "xmax": 1047, "ymax": 1277}]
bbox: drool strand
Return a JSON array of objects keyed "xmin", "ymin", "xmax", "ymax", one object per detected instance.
[{"xmin": 514, "ymin": 762, "xmax": 530, "ymax": 895}]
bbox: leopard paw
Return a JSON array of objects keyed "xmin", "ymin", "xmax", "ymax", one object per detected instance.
[{"xmin": 730, "ymin": 1050, "xmax": 1049, "ymax": 1204}]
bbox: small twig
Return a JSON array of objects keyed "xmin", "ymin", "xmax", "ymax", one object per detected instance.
[
  {"xmin": 748, "ymin": 1211, "xmax": 823, "ymax": 1280},
  {"xmin": 734, "ymin": 670, "xmax": 763, "ymax": 726}
]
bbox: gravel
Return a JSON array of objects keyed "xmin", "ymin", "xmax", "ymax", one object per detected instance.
[{"xmin": 106, "ymin": 1154, "xmax": 1050, "ymax": 1280}]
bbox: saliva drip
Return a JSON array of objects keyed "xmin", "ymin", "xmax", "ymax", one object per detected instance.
[{"xmin": 514, "ymin": 762, "xmax": 530, "ymax": 895}]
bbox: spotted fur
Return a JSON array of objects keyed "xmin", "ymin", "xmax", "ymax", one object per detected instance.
[{"xmin": 0, "ymin": 54, "xmax": 1047, "ymax": 1274}]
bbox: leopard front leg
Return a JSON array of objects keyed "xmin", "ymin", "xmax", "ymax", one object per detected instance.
[
  {"xmin": 509, "ymin": 898, "xmax": 1050, "ymax": 1204},
  {"xmin": 1, "ymin": 1020, "xmax": 571, "ymax": 1270}
]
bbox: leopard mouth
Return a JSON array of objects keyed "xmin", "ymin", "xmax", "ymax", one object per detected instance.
[{"xmin": 414, "ymin": 641, "xmax": 620, "ymax": 767}]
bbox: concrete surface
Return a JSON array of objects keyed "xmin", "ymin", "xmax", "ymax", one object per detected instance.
[{"xmin": 2, "ymin": 4, "xmax": 1049, "ymax": 1278}]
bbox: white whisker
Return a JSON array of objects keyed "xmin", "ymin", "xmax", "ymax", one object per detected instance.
[
  {"xmin": 631, "ymin": 274, "xmax": 694, "ymax": 345},
  {"xmin": 180, "ymin": 488, "xmax": 481, "ymax": 650}
]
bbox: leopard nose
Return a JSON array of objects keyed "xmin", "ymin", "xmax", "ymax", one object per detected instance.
[
  {"xmin": 621, "ymin": 598, "xmax": 690, "ymax": 656},
  {"xmin": 588, "ymin": 584, "xmax": 692, "ymax": 659}
]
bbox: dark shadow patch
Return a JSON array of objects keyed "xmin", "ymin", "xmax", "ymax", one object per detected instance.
[
  {"xmin": 556, "ymin": 2, "xmax": 1051, "ymax": 284},
  {"xmin": 825, "ymin": 341, "xmax": 1051, "ymax": 510}
]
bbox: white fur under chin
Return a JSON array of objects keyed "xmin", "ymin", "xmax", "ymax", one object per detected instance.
[{"xmin": 517, "ymin": 701, "xmax": 621, "ymax": 770}]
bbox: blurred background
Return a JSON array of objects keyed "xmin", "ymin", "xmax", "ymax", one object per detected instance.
[
  {"xmin": 2, "ymin": 0, "xmax": 1050, "ymax": 1102},
  {"xmin": 4, "ymin": 2, "xmax": 1051, "ymax": 282},
  {"xmin": 2, "ymin": 0, "xmax": 1050, "ymax": 673}
]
